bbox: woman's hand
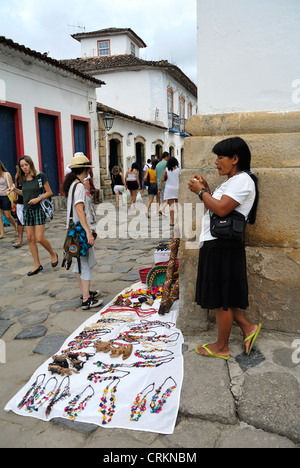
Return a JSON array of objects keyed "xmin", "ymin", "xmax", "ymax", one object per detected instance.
[
  {"xmin": 86, "ymin": 230, "xmax": 95, "ymax": 246},
  {"xmin": 28, "ymin": 197, "xmax": 41, "ymax": 206},
  {"xmin": 188, "ymin": 175, "xmax": 210, "ymax": 195}
]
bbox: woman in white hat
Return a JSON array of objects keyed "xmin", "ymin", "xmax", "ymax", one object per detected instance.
[{"xmin": 63, "ymin": 153, "xmax": 102, "ymax": 310}]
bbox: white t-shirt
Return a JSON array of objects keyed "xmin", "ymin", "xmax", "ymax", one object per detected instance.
[
  {"xmin": 67, "ymin": 181, "xmax": 96, "ymax": 231},
  {"xmin": 200, "ymin": 172, "xmax": 256, "ymax": 243}
]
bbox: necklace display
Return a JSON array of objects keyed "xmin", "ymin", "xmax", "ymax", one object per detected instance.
[
  {"xmin": 111, "ymin": 330, "xmax": 180, "ymax": 345},
  {"xmin": 130, "ymin": 383, "xmax": 155, "ymax": 422},
  {"xmin": 64, "ymin": 385, "xmax": 95, "ymax": 421},
  {"xmin": 134, "ymin": 349, "xmax": 174, "ymax": 360},
  {"xmin": 150, "ymin": 377, "xmax": 177, "ymax": 414},
  {"xmin": 99, "ymin": 378, "xmax": 121, "ymax": 425}
]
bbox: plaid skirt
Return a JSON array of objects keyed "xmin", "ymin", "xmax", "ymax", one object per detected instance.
[
  {"xmin": 23, "ymin": 207, "xmax": 46, "ymax": 226},
  {"xmin": 195, "ymin": 238, "xmax": 249, "ymax": 311}
]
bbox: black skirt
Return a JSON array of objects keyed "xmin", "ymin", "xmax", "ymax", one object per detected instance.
[{"xmin": 195, "ymin": 239, "xmax": 249, "ymax": 311}]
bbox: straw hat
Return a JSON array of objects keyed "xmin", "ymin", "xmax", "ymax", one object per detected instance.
[{"xmin": 69, "ymin": 152, "xmax": 94, "ymax": 169}]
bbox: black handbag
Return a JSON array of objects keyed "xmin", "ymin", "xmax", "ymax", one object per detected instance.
[{"xmin": 210, "ymin": 210, "xmax": 247, "ymax": 240}]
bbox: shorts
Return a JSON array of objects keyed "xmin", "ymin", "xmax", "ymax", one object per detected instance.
[
  {"xmin": 126, "ymin": 181, "xmax": 139, "ymax": 191},
  {"xmin": 23, "ymin": 207, "xmax": 46, "ymax": 226},
  {"xmin": 148, "ymin": 183, "xmax": 158, "ymax": 196},
  {"xmin": 114, "ymin": 185, "xmax": 125, "ymax": 193},
  {"xmin": 16, "ymin": 204, "xmax": 24, "ymax": 226},
  {"xmin": 0, "ymin": 195, "xmax": 12, "ymax": 211},
  {"xmin": 73, "ymin": 248, "xmax": 96, "ymax": 281}
]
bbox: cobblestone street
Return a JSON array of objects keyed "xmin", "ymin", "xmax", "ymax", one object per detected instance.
[{"xmin": 0, "ymin": 203, "xmax": 299, "ymax": 448}]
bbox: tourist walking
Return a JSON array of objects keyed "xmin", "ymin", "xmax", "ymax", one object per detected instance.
[
  {"xmin": 155, "ymin": 151, "xmax": 169, "ymax": 215},
  {"xmin": 158, "ymin": 157, "xmax": 179, "ymax": 227},
  {"xmin": 144, "ymin": 159, "xmax": 159, "ymax": 217},
  {"xmin": 0, "ymin": 160, "xmax": 18, "ymax": 239},
  {"xmin": 12, "ymin": 164, "xmax": 24, "ymax": 248},
  {"xmin": 62, "ymin": 153, "xmax": 102, "ymax": 310},
  {"xmin": 111, "ymin": 166, "xmax": 125, "ymax": 209},
  {"xmin": 125, "ymin": 162, "xmax": 140, "ymax": 210},
  {"xmin": 188, "ymin": 137, "xmax": 261, "ymax": 359},
  {"xmin": 7, "ymin": 156, "xmax": 58, "ymax": 276}
]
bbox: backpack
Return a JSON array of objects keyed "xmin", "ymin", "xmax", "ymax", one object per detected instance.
[{"xmin": 62, "ymin": 183, "xmax": 82, "ymax": 273}]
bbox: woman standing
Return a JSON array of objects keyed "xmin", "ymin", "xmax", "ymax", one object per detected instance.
[
  {"xmin": 8, "ymin": 156, "xmax": 57, "ymax": 276},
  {"xmin": 0, "ymin": 161, "xmax": 18, "ymax": 239},
  {"xmin": 188, "ymin": 137, "xmax": 261, "ymax": 359},
  {"xmin": 125, "ymin": 162, "xmax": 140, "ymax": 210},
  {"xmin": 158, "ymin": 157, "xmax": 179, "ymax": 227},
  {"xmin": 12, "ymin": 164, "xmax": 24, "ymax": 248},
  {"xmin": 62, "ymin": 153, "xmax": 102, "ymax": 310}
]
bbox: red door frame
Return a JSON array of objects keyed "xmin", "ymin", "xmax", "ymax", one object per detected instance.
[{"xmin": 0, "ymin": 100, "xmax": 24, "ymax": 158}]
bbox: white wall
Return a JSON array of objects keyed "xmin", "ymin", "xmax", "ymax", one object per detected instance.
[
  {"xmin": 0, "ymin": 48, "xmax": 100, "ymax": 189},
  {"xmin": 197, "ymin": 0, "xmax": 300, "ymax": 114},
  {"xmin": 81, "ymin": 34, "xmax": 141, "ymax": 58}
]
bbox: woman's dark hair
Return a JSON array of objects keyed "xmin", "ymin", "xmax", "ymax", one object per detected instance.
[
  {"xmin": 212, "ymin": 137, "xmax": 259, "ymax": 224},
  {"xmin": 151, "ymin": 159, "xmax": 158, "ymax": 170},
  {"xmin": 131, "ymin": 162, "xmax": 140, "ymax": 171},
  {"xmin": 62, "ymin": 167, "xmax": 89, "ymax": 197},
  {"xmin": 167, "ymin": 157, "xmax": 179, "ymax": 171}
]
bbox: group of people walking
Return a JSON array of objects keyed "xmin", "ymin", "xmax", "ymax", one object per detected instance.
[
  {"xmin": 1, "ymin": 135, "xmax": 262, "ymax": 357},
  {"xmin": 111, "ymin": 152, "xmax": 180, "ymax": 227}
]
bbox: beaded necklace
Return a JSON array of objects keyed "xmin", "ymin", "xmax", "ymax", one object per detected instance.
[
  {"xmin": 27, "ymin": 377, "xmax": 58, "ymax": 413},
  {"xmin": 18, "ymin": 374, "xmax": 46, "ymax": 410},
  {"xmin": 112, "ymin": 331, "xmax": 180, "ymax": 345},
  {"xmin": 87, "ymin": 369, "xmax": 130, "ymax": 384},
  {"xmin": 130, "ymin": 383, "xmax": 155, "ymax": 422},
  {"xmin": 93, "ymin": 357, "xmax": 174, "ymax": 369},
  {"xmin": 150, "ymin": 377, "xmax": 177, "ymax": 414},
  {"xmin": 64, "ymin": 385, "xmax": 95, "ymax": 421},
  {"xmin": 45, "ymin": 376, "xmax": 71, "ymax": 418},
  {"xmin": 99, "ymin": 378, "xmax": 121, "ymax": 425},
  {"xmin": 134, "ymin": 349, "xmax": 174, "ymax": 360}
]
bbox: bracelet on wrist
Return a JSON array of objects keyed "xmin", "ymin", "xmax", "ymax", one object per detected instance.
[{"xmin": 198, "ymin": 189, "xmax": 208, "ymax": 201}]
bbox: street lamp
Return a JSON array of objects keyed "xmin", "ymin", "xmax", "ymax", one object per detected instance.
[{"xmin": 103, "ymin": 113, "xmax": 114, "ymax": 132}]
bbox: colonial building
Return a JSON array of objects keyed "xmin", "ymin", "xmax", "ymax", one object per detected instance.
[
  {"xmin": 62, "ymin": 27, "xmax": 197, "ymax": 197},
  {"xmin": 0, "ymin": 36, "xmax": 104, "ymax": 199}
]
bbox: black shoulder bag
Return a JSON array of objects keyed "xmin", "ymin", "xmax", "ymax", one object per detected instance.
[{"xmin": 210, "ymin": 210, "xmax": 247, "ymax": 240}]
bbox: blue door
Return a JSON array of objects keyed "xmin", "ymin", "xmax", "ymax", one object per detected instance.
[
  {"xmin": 38, "ymin": 113, "xmax": 59, "ymax": 195},
  {"xmin": 73, "ymin": 120, "xmax": 87, "ymax": 155},
  {"xmin": 0, "ymin": 106, "xmax": 17, "ymax": 177}
]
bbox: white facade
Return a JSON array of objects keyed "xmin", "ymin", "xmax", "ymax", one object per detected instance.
[
  {"xmin": 0, "ymin": 39, "xmax": 102, "ymax": 193},
  {"xmin": 197, "ymin": 0, "xmax": 300, "ymax": 114},
  {"xmin": 70, "ymin": 28, "xmax": 197, "ymax": 172}
]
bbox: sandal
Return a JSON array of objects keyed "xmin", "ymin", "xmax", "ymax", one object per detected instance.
[
  {"xmin": 195, "ymin": 343, "xmax": 230, "ymax": 361},
  {"xmin": 244, "ymin": 323, "xmax": 262, "ymax": 356},
  {"xmin": 13, "ymin": 242, "xmax": 23, "ymax": 248}
]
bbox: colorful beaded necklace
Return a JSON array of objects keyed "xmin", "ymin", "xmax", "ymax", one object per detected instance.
[
  {"xmin": 18, "ymin": 374, "xmax": 46, "ymax": 410},
  {"xmin": 130, "ymin": 383, "xmax": 155, "ymax": 422},
  {"xmin": 45, "ymin": 376, "xmax": 71, "ymax": 418},
  {"xmin": 27, "ymin": 377, "xmax": 58, "ymax": 413},
  {"xmin": 150, "ymin": 377, "xmax": 177, "ymax": 414},
  {"xmin": 64, "ymin": 385, "xmax": 95, "ymax": 421},
  {"xmin": 99, "ymin": 378, "xmax": 121, "ymax": 425},
  {"xmin": 93, "ymin": 357, "xmax": 174, "ymax": 369},
  {"xmin": 134, "ymin": 349, "xmax": 174, "ymax": 360},
  {"xmin": 87, "ymin": 369, "xmax": 130, "ymax": 384}
]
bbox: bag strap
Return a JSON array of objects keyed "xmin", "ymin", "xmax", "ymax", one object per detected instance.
[{"xmin": 69, "ymin": 181, "xmax": 82, "ymax": 221}]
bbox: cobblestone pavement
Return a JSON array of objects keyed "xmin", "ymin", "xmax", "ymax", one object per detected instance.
[{"xmin": 0, "ymin": 202, "xmax": 299, "ymax": 448}]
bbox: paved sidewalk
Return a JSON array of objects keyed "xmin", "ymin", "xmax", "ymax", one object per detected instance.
[{"xmin": 0, "ymin": 203, "xmax": 299, "ymax": 448}]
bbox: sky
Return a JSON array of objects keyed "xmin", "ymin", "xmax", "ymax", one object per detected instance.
[{"xmin": 0, "ymin": 0, "xmax": 198, "ymax": 83}]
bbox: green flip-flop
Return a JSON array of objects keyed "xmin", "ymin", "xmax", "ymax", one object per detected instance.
[
  {"xmin": 195, "ymin": 343, "xmax": 230, "ymax": 361},
  {"xmin": 244, "ymin": 323, "xmax": 262, "ymax": 356}
]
